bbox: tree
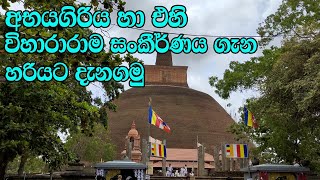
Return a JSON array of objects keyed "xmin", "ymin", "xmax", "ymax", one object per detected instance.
[
  {"xmin": 210, "ymin": 0, "xmax": 320, "ymax": 172},
  {"xmin": 257, "ymin": 0, "xmax": 320, "ymax": 46},
  {"xmin": 65, "ymin": 123, "xmax": 116, "ymax": 164},
  {"xmin": 0, "ymin": 0, "xmax": 139, "ymax": 179},
  {"xmin": 6, "ymin": 155, "xmax": 47, "ymax": 174}
]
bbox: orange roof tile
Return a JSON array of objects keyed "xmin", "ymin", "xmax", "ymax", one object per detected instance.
[{"xmin": 150, "ymin": 148, "xmax": 214, "ymax": 162}]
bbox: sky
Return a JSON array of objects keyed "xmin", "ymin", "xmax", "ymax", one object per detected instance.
[
  {"xmin": 89, "ymin": 0, "xmax": 283, "ymax": 121},
  {"xmin": 1, "ymin": 0, "xmax": 283, "ymax": 122}
]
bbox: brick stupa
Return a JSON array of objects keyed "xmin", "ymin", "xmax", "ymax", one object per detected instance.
[{"xmin": 108, "ymin": 37, "xmax": 240, "ymax": 158}]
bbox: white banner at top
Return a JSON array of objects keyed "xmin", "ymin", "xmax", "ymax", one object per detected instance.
[{"xmin": 149, "ymin": 136, "xmax": 162, "ymax": 144}]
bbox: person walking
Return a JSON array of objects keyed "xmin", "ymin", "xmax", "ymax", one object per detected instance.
[
  {"xmin": 180, "ymin": 164, "xmax": 188, "ymax": 176},
  {"xmin": 167, "ymin": 163, "xmax": 173, "ymax": 176},
  {"xmin": 184, "ymin": 165, "xmax": 188, "ymax": 175},
  {"xmin": 180, "ymin": 167, "xmax": 185, "ymax": 176}
]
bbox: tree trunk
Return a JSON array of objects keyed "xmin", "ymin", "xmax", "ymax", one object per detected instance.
[
  {"xmin": 0, "ymin": 150, "xmax": 17, "ymax": 180},
  {"xmin": 0, "ymin": 152, "xmax": 10, "ymax": 180},
  {"xmin": 0, "ymin": 163, "xmax": 7, "ymax": 180},
  {"xmin": 18, "ymin": 152, "xmax": 28, "ymax": 176}
]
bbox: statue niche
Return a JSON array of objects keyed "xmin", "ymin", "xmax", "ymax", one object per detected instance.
[{"xmin": 121, "ymin": 121, "xmax": 142, "ymax": 163}]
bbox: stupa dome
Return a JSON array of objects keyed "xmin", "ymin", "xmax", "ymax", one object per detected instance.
[
  {"xmin": 108, "ymin": 37, "xmax": 240, "ymax": 157},
  {"xmin": 109, "ymin": 86, "xmax": 239, "ymax": 157}
]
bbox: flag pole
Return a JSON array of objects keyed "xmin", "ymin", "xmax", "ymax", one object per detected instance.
[
  {"xmin": 148, "ymin": 97, "xmax": 152, "ymax": 142},
  {"xmin": 197, "ymin": 135, "xmax": 198, "ymax": 176},
  {"xmin": 147, "ymin": 97, "xmax": 152, "ymax": 165},
  {"xmin": 197, "ymin": 135, "xmax": 199, "ymax": 148},
  {"xmin": 246, "ymin": 140, "xmax": 251, "ymax": 178},
  {"xmin": 197, "ymin": 135, "xmax": 199, "ymax": 176},
  {"xmin": 162, "ymin": 139, "xmax": 166, "ymax": 176}
]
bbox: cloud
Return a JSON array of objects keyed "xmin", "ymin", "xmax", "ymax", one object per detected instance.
[
  {"xmin": 0, "ymin": 0, "xmax": 282, "ymax": 120},
  {"xmin": 100, "ymin": 0, "xmax": 282, "ymax": 119}
]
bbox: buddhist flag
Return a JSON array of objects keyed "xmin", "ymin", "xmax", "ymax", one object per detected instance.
[
  {"xmin": 244, "ymin": 107, "xmax": 258, "ymax": 128},
  {"xmin": 148, "ymin": 106, "xmax": 171, "ymax": 133},
  {"xmin": 150, "ymin": 142, "xmax": 166, "ymax": 158},
  {"xmin": 225, "ymin": 144, "xmax": 248, "ymax": 158}
]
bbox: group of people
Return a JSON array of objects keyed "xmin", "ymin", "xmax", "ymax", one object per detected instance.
[{"xmin": 166, "ymin": 164, "xmax": 195, "ymax": 177}]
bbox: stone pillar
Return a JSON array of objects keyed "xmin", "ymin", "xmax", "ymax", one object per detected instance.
[
  {"xmin": 234, "ymin": 159, "xmax": 238, "ymax": 171},
  {"xmin": 198, "ymin": 145, "xmax": 205, "ymax": 176},
  {"xmin": 141, "ymin": 139, "xmax": 147, "ymax": 165},
  {"xmin": 221, "ymin": 144, "xmax": 226, "ymax": 171},
  {"xmin": 230, "ymin": 158, "xmax": 234, "ymax": 171},
  {"xmin": 162, "ymin": 140, "xmax": 166, "ymax": 176},
  {"xmin": 240, "ymin": 158, "xmax": 244, "ymax": 169},
  {"xmin": 225, "ymin": 158, "xmax": 230, "ymax": 171},
  {"xmin": 213, "ymin": 146, "xmax": 220, "ymax": 171}
]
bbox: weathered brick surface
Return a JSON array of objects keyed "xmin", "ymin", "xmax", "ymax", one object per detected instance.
[
  {"xmin": 110, "ymin": 38, "xmax": 245, "ymax": 160},
  {"xmin": 145, "ymin": 65, "xmax": 188, "ymax": 87},
  {"xmin": 155, "ymin": 36, "xmax": 173, "ymax": 66},
  {"xmin": 156, "ymin": 51, "xmax": 173, "ymax": 66},
  {"xmin": 108, "ymin": 86, "xmax": 240, "ymax": 158}
]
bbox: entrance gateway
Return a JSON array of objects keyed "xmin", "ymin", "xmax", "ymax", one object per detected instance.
[{"xmin": 94, "ymin": 159, "xmax": 147, "ymax": 179}]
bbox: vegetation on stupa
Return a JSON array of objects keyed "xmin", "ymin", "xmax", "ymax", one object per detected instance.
[
  {"xmin": 210, "ymin": 0, "xmax": 320, "ymax": 172},
  {"xmin": 0, "ymin": 0, "xmax": 138, "ymax": 178}
]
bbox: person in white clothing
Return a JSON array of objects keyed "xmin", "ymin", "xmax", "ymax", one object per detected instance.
[
  {"xmin": 174, "ymin": 170, "xmax": 180, "ymax": 177},
  {"xmin": 184, "ymin": 165, "xmax": 188, "ymax": 175},
  {"xmin": 180, "ymin": 165, "xmax": 188, "ymax": 176},
  {"xmin": 167, "ymin": 164, "xmax": 173, "ymax": 176},
  {"xmin": 180, "ymin": 167, "xmax": 184, "ymax": 176}
]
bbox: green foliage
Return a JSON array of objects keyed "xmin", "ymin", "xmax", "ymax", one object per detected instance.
[
  {"xmin": 0, "ymin": 0, "xmax": 138, "ymax": 178},
  {"xmin": 209, "ymin": 47, "xmax": 281, "ymax": 99},
  {"xmin": 257, "ymin": 0, "xmax": 320, "ymax": 46},
  {"xmin": 6, "ymin": 156, "xmax": 47, "ymax": 174},
  {"xmin": 212, "ymin": 37, "xmax": 320, "ymax": 171},
  {"xmin": 210, "ymin": 0, "xmax": 320, "ymax": 172},
  {"xmin": 65, "ymin": 123, "xmax": 116, "ymax": 163}
]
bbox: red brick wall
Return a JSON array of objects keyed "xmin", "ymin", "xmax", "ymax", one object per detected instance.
[{"xmin": 144, "ymin": 65, "xmax": 188, "ymax": 87}]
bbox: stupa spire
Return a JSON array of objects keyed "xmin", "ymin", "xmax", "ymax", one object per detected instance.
[{"xmin": 156, "ymin": 36, "xmax": 172, "ymax": 66}]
